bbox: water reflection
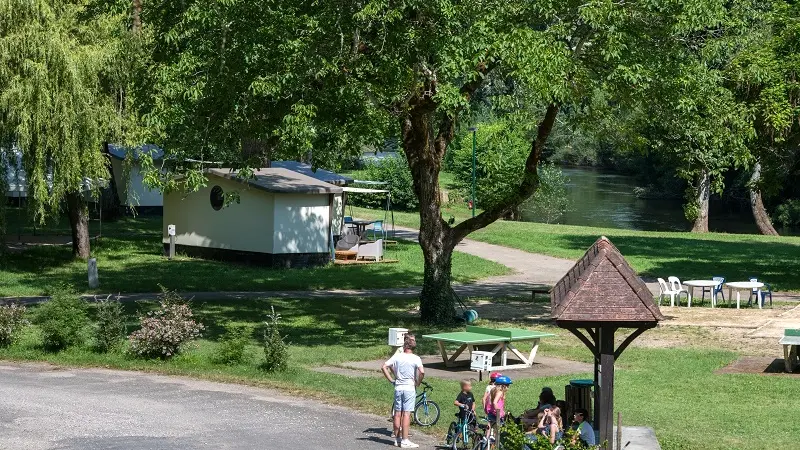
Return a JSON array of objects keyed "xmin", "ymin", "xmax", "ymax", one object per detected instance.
[{"xmin": 520, "ymin": 167, "xmax": 765, "ymax": 234}]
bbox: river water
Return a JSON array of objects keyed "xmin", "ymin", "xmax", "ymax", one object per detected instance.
[{"xmin": 520, "ymin": 167, "xmax": 765, "ymax": 234}]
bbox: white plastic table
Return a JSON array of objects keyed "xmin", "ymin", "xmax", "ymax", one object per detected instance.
[
  {"xmin": 725, "ymin": 281, "xmax": 764, "ymax": 309},
  {"xmin": 683, "ymin": 280, "xmax": 724, "ymax": 308}
]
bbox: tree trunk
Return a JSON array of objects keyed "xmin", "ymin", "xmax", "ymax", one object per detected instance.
[
  {"xmin": 691, "ymin": 171, "xmax": 710, "ymax": 232},
  {"xmin": 401, "ymin": 103, "xmax": 459, "ymax": 324},
  {"xmin": 749, "ymin": 162, "xmax": 779, "ymax": 236},
  {"xmin": 101, "ymin": 142, "xmax": 123, "ymax": 220},
  {"xmin": 132, "ymin": 0, "xmax": 142, "ymax": 32},
  {"xmin": 66, "ymin": 191, "xmax": 91, "ymax": 259}
]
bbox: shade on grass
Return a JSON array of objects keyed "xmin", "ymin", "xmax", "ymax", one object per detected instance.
[
  {"xmin": 0, "ymin": 216, "xmax": 509, "ymax": 296},
  {"xmin": 350, "ymin": 206, "xmax": 800, "ymax": 292},
  {"xmin": 0, "ymin": 296, "xmax": 797, "ymax": 450}
]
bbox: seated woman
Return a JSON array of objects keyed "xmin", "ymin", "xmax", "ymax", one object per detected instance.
[
  {"xmin": 520, "ymin": 387, "xmax": 559, "ymax": 428},
  {"xmin": 537, "ymin": 406, "xmax": 564, "ymax": 444}
]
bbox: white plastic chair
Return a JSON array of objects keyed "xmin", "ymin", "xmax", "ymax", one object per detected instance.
[
  {"xmin": 668, "ymin": 276, "xmax": 690, "ymax": 298},
  {"xmin": 356, "ymin": 239, "xmax": 383, "ymax": 261},
  {"xmin": 658, "ymin": 277, "xmax": 685, "ymax": 307}
]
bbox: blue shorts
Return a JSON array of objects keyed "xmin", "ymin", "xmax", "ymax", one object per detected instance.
[{"xmin": 393, "ymin": 390, "xmax": 416, "ymax": 412}]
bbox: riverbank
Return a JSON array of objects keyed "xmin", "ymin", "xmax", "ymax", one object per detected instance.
[{"xmin": 350, "ymin": 206, "xmax": 800, "ymax": 292}]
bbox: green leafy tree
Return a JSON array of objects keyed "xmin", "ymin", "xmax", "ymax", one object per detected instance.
[
  {"xmin": 727, "ymin": 0, "xmax": 800, "ymax": 235},
  {"xmin": 136, "ymin": 1, "xmax": 751, "ymax": 323},
  {"xmin": 338, "ymin": 1, "xmax": 743, "ymax": 322},
  {"xmin": 135, "ymin": 0, "xmax": 381, "ymax": 195},
  {"xmin": 640, "ymin": 63, "xmax": 752, "ymax": 232},
  {"xmin": 0, "ymin": 0, "xmax": 137, "ymax": 257},
  {"xmin": 449, "ymin": 120, "xmax": 530, "ymax": 218}
]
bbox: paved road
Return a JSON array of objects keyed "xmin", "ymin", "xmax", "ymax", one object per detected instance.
[{"xmin": 0, "ymin": 364, "xmax": 438, "ymax": 450}]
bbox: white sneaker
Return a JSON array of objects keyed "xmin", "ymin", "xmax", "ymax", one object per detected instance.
[
  {"xmin": 394, "ymin": 437, "xmax": 400, "ymax": 447},
  {"xmin": 400, "ymin": 441, "xmax": 419, "ymax": 448}
]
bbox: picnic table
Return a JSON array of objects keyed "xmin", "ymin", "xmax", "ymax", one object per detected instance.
[
  {"xmin": 683, "ymin": 280, "xmax": 723, "ymax": 307},
  {"xmin": 725, "ymin": 281, "xmax": 764, "ymax": 309},
  {"xmin": 781, "ymin": 329, "xmax": 800, "ymax": 373},
  {"xmin": 422, "ymin": 326, "xmax": 555, "ymax": 371},
  {"xmin": 349, "ymin": 219, "xmax": 375, "ymax": 238}
]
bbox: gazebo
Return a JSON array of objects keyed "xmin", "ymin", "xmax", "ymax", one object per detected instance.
[{"xmin": 550, "ymin": 236, "xmax": 664, "ymax": 448}]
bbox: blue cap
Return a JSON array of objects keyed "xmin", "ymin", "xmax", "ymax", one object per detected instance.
[{"xmin": 495, "ymin": 376, "xmax": 513, "ymax": 386}]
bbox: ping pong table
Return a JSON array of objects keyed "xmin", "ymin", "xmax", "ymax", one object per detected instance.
[{"xmin": 422, "ymin": 326, "xmax": 555, "ymax": 371}]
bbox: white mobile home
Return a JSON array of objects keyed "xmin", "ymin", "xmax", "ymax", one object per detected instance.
[
  {"xmin": 162, "ymin": 168, "xmax": 343, "ymax": 267},
  {"xmin": 107, "ymin": 144, "xmax": 164, "ymax": 211}
]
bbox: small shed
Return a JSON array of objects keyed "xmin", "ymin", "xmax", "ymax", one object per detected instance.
[
  {"xmin": 107, "ymin": 144, "xmax": 164, "ymax": 211},
  {"xmin": 271, "ymin": 161, "xmax": 353, "ymax": 234},
  {"xmin": 551, "ymin": 236, "xmax": 664, "ymax": 448},
  {"xmin": 162, "ymin": 167, "xmax": 343, "ymax": 268},
  {"xmin": 270, "ymin": 161, "xmax": 353, "ymax": 186}
]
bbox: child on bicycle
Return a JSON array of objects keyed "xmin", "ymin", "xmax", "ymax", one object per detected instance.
[{"xmin": 454, "ymin": 379, "xmax": 476, "ymax": 426}]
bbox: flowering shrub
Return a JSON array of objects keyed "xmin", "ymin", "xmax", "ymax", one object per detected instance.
[
  {"xmin": 128, "ymin": 290, "xmax": 203, "ymax": 359},
  {"xmin": 0, "ymin": 303, "xmax": 28, "ymax": 347}
]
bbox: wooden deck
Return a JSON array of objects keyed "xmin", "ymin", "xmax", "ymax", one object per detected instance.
[{"xmin": 333, "ymin": 259, "xmax": 399, "ymax": 265}]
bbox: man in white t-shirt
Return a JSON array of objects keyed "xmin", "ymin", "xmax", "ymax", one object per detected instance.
[{"xmin": 381, "ymin": 334, "xmax": 424, "ymax": 448}]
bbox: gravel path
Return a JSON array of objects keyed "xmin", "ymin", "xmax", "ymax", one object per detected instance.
[{"xmin": 0, "ymin": 363, "xmax": 437, "ymax": 450}]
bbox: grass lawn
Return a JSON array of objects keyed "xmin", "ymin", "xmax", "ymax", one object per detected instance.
[
  {"xmin": 350, "ymin": 206, "xmax": 800, "ymax": 292},
  {"xmin": 0, "ymin": 213, "xmax": 509, "ymax": 297},
  {"xmin": 1, "ymin": 295, "xmax": 797, "ymax": 450}
]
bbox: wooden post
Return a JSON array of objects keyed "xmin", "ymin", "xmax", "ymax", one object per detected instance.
[
  {"xmin": 87, "ymin": 258, "xmax": 99, "ymax": 289},
  {"xmin": 167, "ymin": 224, "xmax": 176, "ymax": 259},
  {"xmin": 598, "ymin": 326, "xmax": 616, "ymax": 449},
  {"xmin": 593, "ymin": 330, "xmax": 600, "ymax": 428}
]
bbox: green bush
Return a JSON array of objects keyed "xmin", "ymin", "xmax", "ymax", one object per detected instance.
[
  {"xmin": 261, "ymin": 306, "xmax": 289, "ymax": 372},
  {"xmin": 35, "ymin": 286, "xmax": 89, "ymax": 350},
  {"xmin": 500, "ymin": 421, "xmax": 594, "ymax": 450},
  {"xmin": 0, "ymin": 302, "xmax": 28, "ymax": 348},
  {"xmin": 449, "ymin": 121, "xmax": 570, "ymax": 220},
  {"xmin": 523, "ymin": 163, "xmax": 570, "ymax": 224},
  {"xmin": 350, "ymin": 153, "xmax": 418, "ymax": 211},
  {"xmin": 212, "ymin": 323, "xmax": 252, "ymax": 365},
  {"xmin": 774, "ymin": 199, "xmax": 800, "ymax": 229},
  {"xmin": 94, "ymin": 295, "xmax": 126, "ymax": 353},
  {"xmin": 449, "ymin": 120, "xmax": 529, "ymax": 211},
  {"xmin": 128, "ymin": 288, "xmax": 204, "ymax": 359}
]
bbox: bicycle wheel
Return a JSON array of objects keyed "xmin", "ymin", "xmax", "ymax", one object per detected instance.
[
  {"xmin": 413, "ymin": 400, "xmax": 440, "ymax": 426},
  {"xmin": 445, "ymin": 422, "xmax": 458, "ymax": 447},
  {"xmin": 453, "ymin": 429, "xmax": 478, "ymax": 450},
  {"xmin": 471, "ymin": 434, "xmax": 487, "ymax": 450}
]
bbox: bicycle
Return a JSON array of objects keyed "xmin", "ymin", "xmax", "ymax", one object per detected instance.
[
  {"xmin": 470, "ymin": 416, "xmax": 508, "ymax": 450},
  {"xmin": 445, "ymin": 407, "xmax": 478, "ymax": 450},
  {"xmin": 389, "ymin": 381, "xmax": 441, "ymax": 427}
]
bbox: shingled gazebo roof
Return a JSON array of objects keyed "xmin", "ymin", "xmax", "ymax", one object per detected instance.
[{"xmin": 551, "ymin": 236, "xmax": 664, "ymax": 326}]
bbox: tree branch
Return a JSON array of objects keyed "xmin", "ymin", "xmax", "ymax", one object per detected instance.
[
  {"xmin": 433, "ymin": 63, "xmax": 494, "ymax": 160},
  {"xmin": 451, "ymin": 103, "xmax": 560, "ymax": 243}
]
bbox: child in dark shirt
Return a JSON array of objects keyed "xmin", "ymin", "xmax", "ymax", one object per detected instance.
[{"xmin": 454, "ymin": 379, "xmax": 476, "ymax": 423}]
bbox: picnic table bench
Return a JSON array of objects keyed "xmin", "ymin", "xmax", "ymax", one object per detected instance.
[
  {"xmin": 422, "ymin": 326, "xmax": 555, "ymax": 371},
  {"xmin": 781, "ymin": 329, "xmax": 800, "ymax": 373}
]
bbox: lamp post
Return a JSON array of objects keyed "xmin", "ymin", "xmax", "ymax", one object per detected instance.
[{"xmin": 468, "ymin": 127, "xmax": 477, "ymax": 217}]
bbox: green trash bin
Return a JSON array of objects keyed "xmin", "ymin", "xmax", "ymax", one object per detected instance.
[{"xmin": 565, "ymin": 379, "xmax": 593, "ymax": 422}]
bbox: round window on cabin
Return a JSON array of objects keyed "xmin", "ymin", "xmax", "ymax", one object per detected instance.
[{"xmin": 210, "ymin": 186, "xmax": 224, "ymax": 211}]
